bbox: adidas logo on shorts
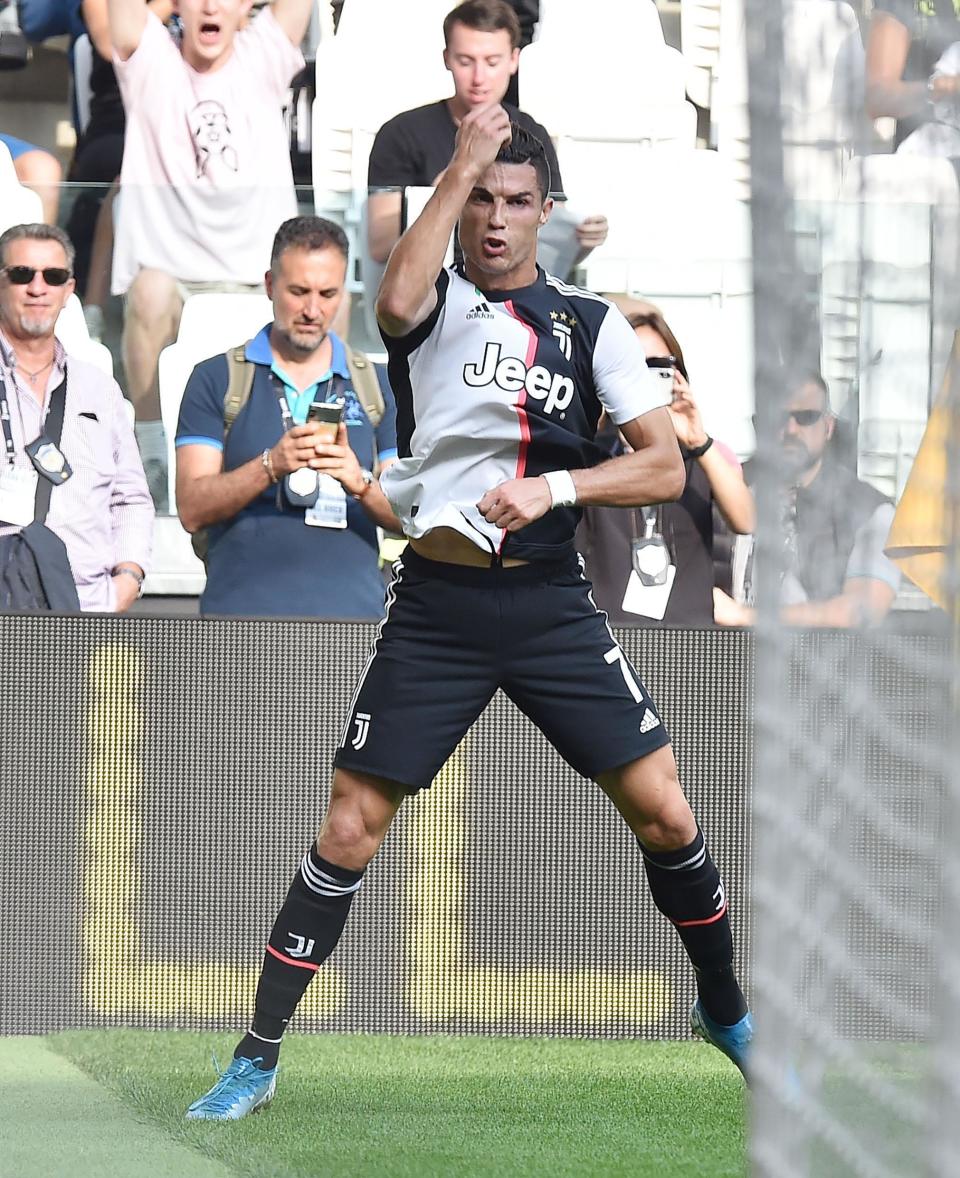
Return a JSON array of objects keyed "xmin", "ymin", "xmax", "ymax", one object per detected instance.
[
  {"xmin": 466, "ymin": 302, "xmax": 494, "ymax": 320},
  {"xmin": 639, "ymin": 708, "xmax": 660, "ymax": 734}
]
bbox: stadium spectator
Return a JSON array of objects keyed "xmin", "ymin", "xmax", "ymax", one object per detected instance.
[
  {"xmin": 0, "ymin": 223, "xmax": 153, "ymax": 611},
  {"xmin": 365, "ymin": 0, "xmax": 606, "ymax": 267},
  {"xmin": 184, "ymin": 113, "xmax": 749, "ymax": 1121},
  {"xmin": 107, "ymin": 0, "xmax": 313, "ymax": 512},
  {"xmin": 66, "ymin": 0, "xmax": 175, "ymax": 338},
  {"xmin": 0, "ymin": 134, "xmax": 62, "ymax": 224},
  {"xmin": 866, "ymin": 1, "xmax": 960, "ymax": 151},
  {"xmin": 17, "ymin": 0, "xmax": 84, "ymax": 41},
  {"xmin": 175, "ymin": 216, "xmax": 399, "ymax": 618},
  {"xmin": 724, "ymin": 372, "xmax": 901, "ymax": 628},
  {"xmin": 577, "ymin": 307, "xmax": 754, "ymax": 626}
]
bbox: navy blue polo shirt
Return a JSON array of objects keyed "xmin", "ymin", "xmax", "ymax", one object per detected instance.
[{"xmin": 176, "ymin": 326, "xmax": 398, "ymax": 618}]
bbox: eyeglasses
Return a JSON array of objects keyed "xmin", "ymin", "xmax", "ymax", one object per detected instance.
[
  {"xmin": 1, "ymin": 266, "xmax": 73, "ymax": 286},
  {"xmin": 781, "ymin": 408, "xmax": 825, "ymax": 428}
]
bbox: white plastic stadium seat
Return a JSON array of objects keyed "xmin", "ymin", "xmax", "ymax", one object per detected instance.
[
  {"xmin": 55, "ymin": 293, "xmax": 115, "ymax": 378},
  {"xmin": 536, "ymin": 0, "xmax": 664, "ymax": 50},
  {"xmin": 580, "ymin": 149, "xmax": 755, "ymax": 455},
  {"xmin": 820, "ymin": 155, "xmax": 960, "ymax": 499},
  {"xmin": 311, "ymin": 2, "xmax": 451, "ymax": 286},
  {"xmin": 158, "ymin": 292, "xmax": 273, "ymax": 511},
  {"xmin": 0, "ymin": 141, "xmax": 43, "ymax": 232},
  {"xmin": 714, "ymin": 0, "xmax": 865, "ymax": 201},
  {"xmin": 680, "ymin": 0, "xmax": 722, "ymax": 111}
]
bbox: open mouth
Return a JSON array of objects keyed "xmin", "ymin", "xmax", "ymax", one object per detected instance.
[
  {"xmin": 482, "ymin": 236, "xmax": 507, "ymax": 258},
  {"xmin": 199, "ymin": 22, "xmax": 221, "ymax": 44}
]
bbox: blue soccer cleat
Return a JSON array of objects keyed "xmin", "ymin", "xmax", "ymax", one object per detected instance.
[
  {"xmin": 690, "ymin": 1000, "xmax": 752, "ymax": 1079},
  {"xmin": 185, "ymin": 1056, "xmax": 278, "ymax": 1121}
]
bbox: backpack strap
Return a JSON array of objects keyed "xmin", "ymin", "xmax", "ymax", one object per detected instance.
[
  {"xmin": 345, "ymin": 345, "xmax": 384, "ymax": 427},
  {"xmin": 191, "ymin": 343, "xmax": 256, "ymax": 567},
  {"xmin": 223, "ymin": 343, "xmax": 256, "ymax": 438}
]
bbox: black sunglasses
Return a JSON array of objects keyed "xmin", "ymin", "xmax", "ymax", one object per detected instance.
[
  {"xmin": 781, "ymin": 408, "xmax": 825, "ymax": 428},
  {"xmin": 2, "ymin": 265, "xmax": 73, "ymax": 286}
]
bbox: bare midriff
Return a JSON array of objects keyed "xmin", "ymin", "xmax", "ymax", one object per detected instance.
[{"xmin": 410, "ymin": 527, "xmax": 530, "ymax": 567}]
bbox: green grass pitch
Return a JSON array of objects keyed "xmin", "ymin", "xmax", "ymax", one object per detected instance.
[{"xmin": 17, "ymin": 1032, "xmax": 746, "ymax": 1177}]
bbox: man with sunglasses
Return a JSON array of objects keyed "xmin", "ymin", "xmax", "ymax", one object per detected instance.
[
  {"xmin": 734, "ymin": 372, "xmax": 901, "ymax": 628},
  {"xmin": 0, "ymin": 223, "xmax": 153, "ymax": 612}
]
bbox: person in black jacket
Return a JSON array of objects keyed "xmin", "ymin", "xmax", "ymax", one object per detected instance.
[{"xmin": 731, "ymin": 372, "xmax": 902, "ymax": 628}]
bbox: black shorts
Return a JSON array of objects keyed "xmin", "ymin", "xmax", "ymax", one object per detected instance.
[{"xmin": 334, "ymin": 548, "xmax": 671, "ymax": 792}]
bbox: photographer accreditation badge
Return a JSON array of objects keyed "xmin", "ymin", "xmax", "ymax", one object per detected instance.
[{"xmin": 305, "ymin": 474, "xmax": 348, "ymax": 529}]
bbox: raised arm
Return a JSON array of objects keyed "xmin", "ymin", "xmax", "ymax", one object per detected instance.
[
  {"xmin": 271, "ymin": 0, "xmax": 315, "ymax": 47},
  {"xmin": 107, "ymin": 0, "xmax": 148, "ymax": 60},
  {"xmin": 86, "ymin": 0, "xmax": 171, "ymax": 59},
  {"xmin": 376, "ymin": 103, "xmax": 511, "ymax": 338}
]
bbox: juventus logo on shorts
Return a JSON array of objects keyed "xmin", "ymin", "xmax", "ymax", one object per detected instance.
[{"xmin": 351, "ymin": 712, "xmax": 371, "ymax": 750}]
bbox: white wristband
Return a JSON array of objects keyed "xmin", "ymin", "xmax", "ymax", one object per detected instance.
[{"xmin": 542, "ymin": 469, "xmax": 578, "ymax": 508}]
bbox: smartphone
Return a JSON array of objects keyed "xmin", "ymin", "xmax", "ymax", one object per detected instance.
[
  {"xmin": 307, "ymin": 397, "xmax": 345, "ymax": 443},
  {"xmin": 646, "ymin": 355, "xmax": 676, "ymax": 400}
]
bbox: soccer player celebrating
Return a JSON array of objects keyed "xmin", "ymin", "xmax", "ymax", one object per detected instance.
[{"xmin": 186, "ymin": 105, "xmax": 753, "ymax": 1120}]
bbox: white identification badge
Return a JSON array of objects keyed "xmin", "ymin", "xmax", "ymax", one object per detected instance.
[
  {"xmin": 0, "ymin": 463, "xmax": 39, "ymax": 527},
  {"xmin": 304, "ymin": 473, "xmax": 348, "ymax": 529},
  {"xmin": 621, "ymin": 563, "xmax": 677, "ymax": 620}
]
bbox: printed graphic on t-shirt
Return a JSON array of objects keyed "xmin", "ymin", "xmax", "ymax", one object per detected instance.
[{"xmin": 191, "ymin": 100, "xmax": 239, "ymax": 177}]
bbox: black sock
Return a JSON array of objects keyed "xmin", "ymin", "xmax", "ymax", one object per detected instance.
[
  {"xmin": 640, "ymin": 829, "xmax": 748, "ymax": 1026},
  {"xmin": 235, "ymin": 846, "xmax": 364, "ymax": 1070}
]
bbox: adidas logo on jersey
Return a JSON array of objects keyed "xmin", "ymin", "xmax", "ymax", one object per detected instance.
[
  {"xmin": 466, "ymin": 302, "xmax": 494, "ymax": 320},
  {"xmin": 463, "ymin": 342, "xmax": 575, "ymax": 416},
  {"xmin": 639, "ymin": 708, "xmax": 661, "ymax": 733}
]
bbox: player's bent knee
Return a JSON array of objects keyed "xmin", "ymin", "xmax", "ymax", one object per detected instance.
[
  {"xmin": 600, "ymin": 747, "xmax": 697, "ymax": 851},
  {"xmin": 316, "ymin": 769, "xmax": 403, "ymax": 869},
  {"xmin": 634, "ymin": 797, "xmax": 698, "ymax": 853}
]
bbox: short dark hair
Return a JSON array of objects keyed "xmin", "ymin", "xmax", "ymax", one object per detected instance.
[
  {"xmin": 443, "ymin": 0, "xmax": 521, "ymax": 49},
  {"xmin": 788, "ymin": 369, "xmax": 831, "ymax": 410},
  {"xmin": 0, "ymin": 222, "xmax": 75, "ymax": 271},
  {"xmin": 496, "ymin": 123, "xmax": 551, "ymax": 202},
  {"xmin": 270, "ymin": 216, "xmax": 349, "ymax": 271}
]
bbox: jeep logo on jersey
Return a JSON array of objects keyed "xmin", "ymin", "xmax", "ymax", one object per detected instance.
[{"xmin": 462, "ymin": 343, "xmax": 575, "ymax": 415}]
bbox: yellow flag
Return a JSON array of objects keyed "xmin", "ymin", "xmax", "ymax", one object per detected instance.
[{"xmin": 884, "ymin": 333, "xmax": 960, "ymax": 613}]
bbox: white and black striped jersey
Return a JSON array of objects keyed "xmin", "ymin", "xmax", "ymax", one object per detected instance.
[{"xmin": 380, "ymin": 265, "xmax": 669, "ymax": 563}]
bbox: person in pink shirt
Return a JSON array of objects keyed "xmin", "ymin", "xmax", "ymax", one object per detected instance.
[
  {"xmin": 107, "ymin": 0, "xmax": 315, "ymax": 510},
  {"xmin": 0, "ymin": 223, "xmax": 153, "ymax": 612}
]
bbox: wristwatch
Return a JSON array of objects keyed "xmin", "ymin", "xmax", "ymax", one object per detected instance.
[
  {"xmin": 112, "ymin": 565, "xmax": 145, "ymax": 598},
  {"xmin": 353, "ymin": 469, "xmax": 376, "ymax": 500}
]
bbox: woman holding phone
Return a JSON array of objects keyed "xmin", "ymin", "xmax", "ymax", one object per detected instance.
[{"xmin": 576, "ymin": 305, "xmax": 754, "ymax": 626}]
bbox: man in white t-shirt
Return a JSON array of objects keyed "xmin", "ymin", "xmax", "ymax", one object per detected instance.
[{"xmin": 107, "ymin": 0, "xmax": 312, "ymax": 509}]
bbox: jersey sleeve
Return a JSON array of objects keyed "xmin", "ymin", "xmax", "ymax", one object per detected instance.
[
  {"xmin": 176, "ymin": 356, "xmax": 230, "ymax": 451},
  {"xmin": 112, "ymin": 10, "xmax": 178, "ymax": 108},
  {"xmin": 238, "ymin": 7, "xmax": 305, "ymax": 98},
  {"xmin": 368, "ymin": 114, "xmax": 423, "ymax": 188},
  {"xmin": 379, "ymin": 267, "xmax": 451, "ymax": 355},
  {"xmin": 592, "ymin": 304, "xmax": 671, "ymax": 425},
  {"xmin": 374, "ymin": 366, "xmax": 399, "ymax": 463}
]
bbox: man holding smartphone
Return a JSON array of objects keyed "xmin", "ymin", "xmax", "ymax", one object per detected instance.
[{"xmin": 174, "ymin": 216, "xmax": 400, "ymax": 617}]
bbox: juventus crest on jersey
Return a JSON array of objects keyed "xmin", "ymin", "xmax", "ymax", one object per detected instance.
[{"xmin": 380, "ymin": 266, "xmax": 669, "ymax": 563}]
